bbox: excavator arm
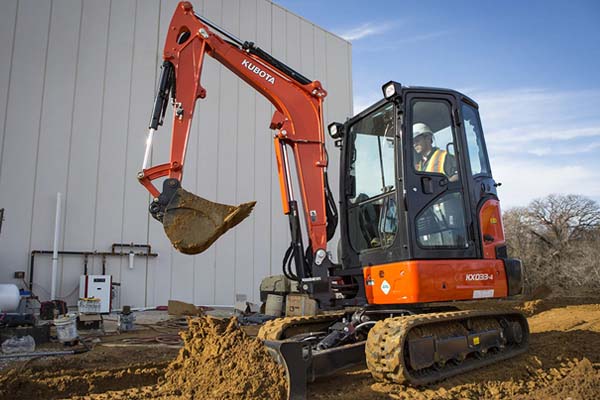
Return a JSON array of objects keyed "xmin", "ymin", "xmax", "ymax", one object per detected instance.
[{"xmin": 138, "ymin": 1, "xmax": 335, "ymax": 258}]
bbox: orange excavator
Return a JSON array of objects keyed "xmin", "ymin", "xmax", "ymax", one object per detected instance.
[{"xmin": 138, "ymin": 2, "xmax": 528, "ymax": 398}]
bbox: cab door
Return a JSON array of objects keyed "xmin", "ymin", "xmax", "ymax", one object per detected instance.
[{"xmin": 403, "ymin": 92, "xmax": 477, "ymax": 259}]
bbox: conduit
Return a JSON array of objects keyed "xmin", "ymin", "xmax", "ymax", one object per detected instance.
[{"xmin": 51, "ymin": 192, "xmax": 62, "ymax": 300}]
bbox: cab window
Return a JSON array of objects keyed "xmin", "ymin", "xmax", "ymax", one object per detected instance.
[
  {"xmin": 346, "ymin": 103, "xmax": 398, "ymax": 252},
  {"xmin": 349, "ymin": 103, "xmax": 395, "ymax": 203},
  {"xmin": 411, "ymin": 100, "xmax": 459, "ymax": 182},
  {"xmin": 415, "ymin": 192, "xmax": 468, "ymax": 248},
  {"xmin": 410, "ymin": 99, "xmax": 469, "ymax": 249},
  {"xmin": 462, "ymin": 103, "xmax": 490, "ymax": 176}
]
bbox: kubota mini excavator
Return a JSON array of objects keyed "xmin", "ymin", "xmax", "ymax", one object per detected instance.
[{"xmin": 137, "ymin": 2, "xmax": 528, "ymax": 399}]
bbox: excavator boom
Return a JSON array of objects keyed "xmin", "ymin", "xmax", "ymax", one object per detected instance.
[{"xmin": 138, "ymin": 1, "xmax": 332, "ymax": 256}]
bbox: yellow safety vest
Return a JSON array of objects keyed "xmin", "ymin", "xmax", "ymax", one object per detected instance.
[{"xmin": 416, "ymin": 148, "xmax": 447, "ymax": 174}]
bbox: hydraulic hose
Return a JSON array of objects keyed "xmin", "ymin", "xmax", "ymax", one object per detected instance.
[
  {"xmin": 0, "ymin": 347, "xmax": 89, "ymax": 359},
  {"xmin": 282, "ymin": 243, "xmax": 299, "ymax": 282}
]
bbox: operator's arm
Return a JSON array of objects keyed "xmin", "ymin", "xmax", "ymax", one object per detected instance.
[{"xmin": 444, "ymin": 153, "xmax": 459, "ymax": 182}]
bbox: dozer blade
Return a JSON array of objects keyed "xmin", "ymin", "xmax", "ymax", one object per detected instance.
[
  {"xmin": 264, "ymin": 339, "xmax": 366, "ymax": 400},
  {"xmin": 162, "ymin": 187, "xmax": 256, "ymax": 254},
  {"xmin": 259, "ymin": 313, "xmax": 365, "ymax": 400}
]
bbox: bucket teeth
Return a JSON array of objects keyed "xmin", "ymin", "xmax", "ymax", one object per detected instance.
[{"xmin": 162, "ymin": 187, "xmax": 256, "ymax": 254}]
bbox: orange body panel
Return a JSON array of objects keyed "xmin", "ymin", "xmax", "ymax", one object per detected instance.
[
  {"xmin": 363, "ymin": 259, "xmax": 508, "ymax": 305},
  {"xmin": 479, "ymin": 199, "xmax": 506, "ymax": 259}
]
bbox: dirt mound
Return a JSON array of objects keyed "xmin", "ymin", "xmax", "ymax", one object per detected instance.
[
  {"xmin": 0, "ymin": 317, "xmax": 286, "ymax": 400},
  {"xmin": 158, "ymin": 316, "xmax": 286, "ymax": 400}
]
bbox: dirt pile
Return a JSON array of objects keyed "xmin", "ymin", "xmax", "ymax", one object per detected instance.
[
  {"xmin": 159, "ymin": 316, "xmax": 287, "ymax": 400},
  {"xmin": 0, "ymin": 317, "xmax": 286, "ymax": 400}
]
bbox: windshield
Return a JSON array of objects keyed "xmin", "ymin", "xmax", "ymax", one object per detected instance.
[{"xmin": 348, "ymin": 103, "xmax": 395, "ymax": 203}]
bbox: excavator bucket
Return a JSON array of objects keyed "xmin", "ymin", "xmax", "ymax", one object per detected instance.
[{"xmin": 162, "ymin": 187, "xmax": 256, "ymax": 254}]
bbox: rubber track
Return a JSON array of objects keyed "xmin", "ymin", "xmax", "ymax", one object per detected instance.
[
  {"xmin": 257, "ymin": 312, "xmax": 345, "ymax": 341},
  {"xmin": 366, "ymin": 310, "xmax": 528, "ymax": 386}
]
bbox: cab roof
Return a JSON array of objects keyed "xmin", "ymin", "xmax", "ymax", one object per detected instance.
[{"xmin": 347, "ymin": 85, "xmax": 479, "ymax": 126}]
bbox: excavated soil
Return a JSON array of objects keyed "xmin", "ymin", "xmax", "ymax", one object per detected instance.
[
  {"xmin": 158, "ymin": 316, "xmax": 287, "ymax": 400},
  {"xmin": 1, "ymin": 299, "xmax": 599, "ymax": 400},
  {"xmin": 163, "ymin": 187, "xmax": 255, "ymax": 255},
  {"xmin": 0, "ymin": 316, "xmax": 286, "ymax": 400}
]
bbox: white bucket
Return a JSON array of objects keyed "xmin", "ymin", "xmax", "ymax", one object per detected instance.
[
  {"xmin": 265, "ymin": 294, "xmax": 284, "ymax": 317},
  {"xmin": 54, "ymin": 313, "xmax": 78, "ymax": 342}
]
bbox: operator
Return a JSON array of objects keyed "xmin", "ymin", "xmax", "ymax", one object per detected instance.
[{"xmin": 413, "ymin": 123, "xmax": 458, "ymax": 182}]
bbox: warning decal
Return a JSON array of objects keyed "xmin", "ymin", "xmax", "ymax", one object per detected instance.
[{"xmin": 381, "ymin": 280, "xmax": 391, "ymax": 295}]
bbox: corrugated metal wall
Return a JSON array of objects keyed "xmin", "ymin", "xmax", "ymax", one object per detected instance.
[{"xmin": 0, "ymin": 0, "xmax": 352, "ymax": 307}]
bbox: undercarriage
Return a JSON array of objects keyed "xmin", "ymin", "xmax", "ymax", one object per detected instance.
[{"xmin": 259, "ymin": 308, "xmax": 529, "ymax": 400}]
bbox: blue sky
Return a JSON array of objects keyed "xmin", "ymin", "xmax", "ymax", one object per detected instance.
[{"xmin": 276, "ymin": 0, "xmax": 600, "ymax": 208}]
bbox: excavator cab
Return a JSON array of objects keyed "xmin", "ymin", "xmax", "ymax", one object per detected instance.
[
  {"xmin": 338, "ymin": 84, "xmax": 493, "ymax": 267},
  {"xmin": 332, "ymin": 82, "xmax": 523, "ymax": 306}
]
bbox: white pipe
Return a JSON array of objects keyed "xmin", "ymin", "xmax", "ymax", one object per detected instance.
[
  {"xmin": 51, "ymin": 192, "xmax": 62, "ymax": 300},
  {"xmin": 128, "ymin": 251, "xmax": 135, "ymax": 270}
]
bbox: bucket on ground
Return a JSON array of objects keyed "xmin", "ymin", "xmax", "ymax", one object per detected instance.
[{"xmin": 54, "ymin": 313, "xmax": 78, "ymax": 343}]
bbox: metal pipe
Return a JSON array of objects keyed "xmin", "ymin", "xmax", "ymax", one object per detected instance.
[
  {"xmin": 29, "ymin": 252, "xmax": 35, "ymax": 290},
  {"xmin": 32, "ymin": 250, "xmax": 157, "ymax": 256},
  {"xmin": 111, "ymin": 242, "xmax": 153, "ymax": 255},
  {"xmin": 29, "ymin": 249, "xmax": 158, "ymax": 298},
  {"xmin": 51, "ymin": 193, "xmax": 62, "ymax": 300},
  {"xmin": 354, "ymin": 321, "xmax": 377, "ymax": 331}
]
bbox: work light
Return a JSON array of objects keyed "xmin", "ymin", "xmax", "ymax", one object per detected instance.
[
  {"xmin": 382, "ymin": 81, "xmax": 402, "ymax": 99},
  {"xmin": 328, "ymin": 122, "xmax": 344, "ymax": 139}
]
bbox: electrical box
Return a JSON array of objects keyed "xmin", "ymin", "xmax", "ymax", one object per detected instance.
[{"xmin": 79, "ymin": 275, "xmax": 112, "ymax": 313}]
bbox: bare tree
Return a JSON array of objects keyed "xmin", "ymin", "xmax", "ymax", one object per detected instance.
[
  {"xmin": 528, "ymin": 194, "xmax": 600, "ymax": 253},
  {"xmin": 503, "ymin": 194, "xmax": 600, "ymax": 294}
]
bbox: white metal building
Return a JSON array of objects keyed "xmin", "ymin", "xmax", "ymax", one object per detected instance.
[{"xmin": 0, "ymin": 0, "xmax": 352, "ymax": 308}]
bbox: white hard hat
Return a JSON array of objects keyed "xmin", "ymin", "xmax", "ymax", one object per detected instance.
[{"xmin": 413, "ymin": 123, "xmax": 433, "ymax": 138}]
